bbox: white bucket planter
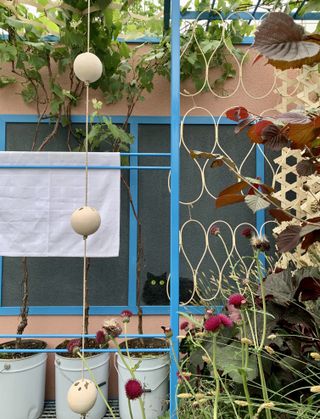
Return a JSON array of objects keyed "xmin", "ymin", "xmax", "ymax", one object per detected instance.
[
  {"xmin": 117, "ymin": 351, "xmax": 170, "ymax": 419},
  {"xmin": 55, "ymin": 352, "xmax": 110, "ymax": 419},
  {"xmin": 0, "ymin": 352, "xmax": 47, "ymax": 419}
]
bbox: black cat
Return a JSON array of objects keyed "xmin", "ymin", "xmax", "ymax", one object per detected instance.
[{"xmin": 142, "ymin": 272, "xmax": 198, "ymax": 305}]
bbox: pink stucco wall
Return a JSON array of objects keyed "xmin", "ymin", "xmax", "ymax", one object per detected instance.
[{"xmin": 0, "ymin": 46, "xmax": 280, "ymax": 399}]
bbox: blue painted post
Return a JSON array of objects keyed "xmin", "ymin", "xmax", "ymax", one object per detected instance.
[
  {"xmin": 256, "ymin": 144, "xmax": 266, "ymax": 268},
  {"xmin": 128, "ymin": 123, "xmax": 139, "ymax": 313},
  {"xmin": 170, "ymin": 1, "xmax": 180, "ymax": 418},
  {"xmin": 0, "ymin": 117, "xmax": 5, "ymax": 307}
]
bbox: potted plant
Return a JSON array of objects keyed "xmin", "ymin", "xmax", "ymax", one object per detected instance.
[{"xmin": 0, "ymin": 257, "xmax": 47, "ymax": 419}]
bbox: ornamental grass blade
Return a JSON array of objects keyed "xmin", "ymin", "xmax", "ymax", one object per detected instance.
[
  {"xmin": 253, "ymin": 12, "xmax": 320, "ymax": 69},
  {"xmin": 244, "ymin": 194, "xmax": 270, "ymax": 213}
]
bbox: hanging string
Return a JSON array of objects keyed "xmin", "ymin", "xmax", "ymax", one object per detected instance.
[{"xmin": 81, "ymin": 0, "xmax": 91, "ymax": 380}]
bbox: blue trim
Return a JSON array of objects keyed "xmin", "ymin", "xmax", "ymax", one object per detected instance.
[
  {"xmin": 181, "ymin": 11, "xmax": 320, "ymax": 20},
  {"xmin": 0, "ymin": 114, "xmax": 237, "ymax": 125},
  {"xmin": 128, "ymin": 123, "xmax": 139, "ymax": 312},
  {"xmin": 0, "ymin": 333, "xmax": 165, "ymax": 339},
  {"xmin": 170, "ymin": 1, "xmax": 180, "ymax": 417},
  {"xmin": 0, "ymin": 305, "xmax": 207, "ymax": 316}
]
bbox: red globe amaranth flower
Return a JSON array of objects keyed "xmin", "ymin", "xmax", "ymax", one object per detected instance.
[
  {"xmin": 125, "ymin": 379, "xmax": 144, "ymax": 400},
  {"xmin": 180, "ymin": 321, "xmax": 189, "ymax": 331},
  {"xmin": 121, "ymin": 310, "xmax": 133, "ymax": 323},
  {"xmin": 241, "ymin": 227, "xmax": 253, "ymax": 238},
  {"xmin": 67, "ymin": 339, "xmax": 81, "ymax": 354},
  {"xmin": 210, "ymin": 225, "xmax": 220, "ymax": 236},
  {"xmin": 96, "ymin": 330, "xmax": 106, "ymax": 345},
  {"xmin": 204, "ymin": 315, "xmax": 221, "ymax": 332},
  {"xmin": 217, "ymin": 313, "xmax": 233, "ymax": 328},
  {"xmin": 177, "ymin": 371, "xmax": 191, "ymax": 384},
  {"xmin": 228, "ymin": 294, "xmax": 246, "ymax": 308}
]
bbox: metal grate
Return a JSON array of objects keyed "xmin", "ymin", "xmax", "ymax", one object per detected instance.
[{"xmin": 40, "ymin": 401, "xmax": 120, "ymax": 418}]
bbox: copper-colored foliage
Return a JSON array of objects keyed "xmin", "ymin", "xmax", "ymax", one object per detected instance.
[
  {"xmin": 276, "ymin": 225, "xmax": 302, "ymax": 253},
  {"xmin": 253, "ymin": 12, "xmax": 320, "ymax": 69},
  {"xmin": 287, "ymin": 117, "xmax": 320, "ymax": 149},
  {"xmin": 247, "ymin": 120, "xmax": 273, "ymax": 144},
  {"xmin": 269, "ymin": 208, "xmax": 293, "ymax": 223},
  {"xmin": 225, "ymin": 106, "xmax": 249, "ymax": 122},
  {"xmin": 216, "ymin": 194, "xmax": 245, "ymax": 208},
  {"xmin": 296, "ymin": 159, "xmax": 316, "ymax": 176},
  {"xmin": 261, "ymin": 124, "xmax": 289, "ymax": 150}
]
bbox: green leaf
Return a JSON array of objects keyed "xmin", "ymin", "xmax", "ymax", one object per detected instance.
[
  {"xmin": 0, "ymin": 76, "xmax": 16, "ymax": 88},
  {"xmin": 21, "ymin": 83, "xmax": 37, "ymax": 103},
  {"xmin": 0, "ymin": 44, "xmax": 17, "ymax": 62}
]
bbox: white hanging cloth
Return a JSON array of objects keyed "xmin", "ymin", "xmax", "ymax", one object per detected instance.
[{"xmin": 0, "ymin": 151, "xmax": 120, "ymax": 257}]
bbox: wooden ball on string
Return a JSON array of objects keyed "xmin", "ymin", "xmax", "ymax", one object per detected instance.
[
  {"xmin": 71, "ymin": 206, "xmax": 101, "ymax": 237},
  {"xmin": 67, "ymin": 379, "xmax": 97, "ymax": 414},
  {"xmin": 73, "ymin": 52, "xmax": 103, "ymax": 83}
]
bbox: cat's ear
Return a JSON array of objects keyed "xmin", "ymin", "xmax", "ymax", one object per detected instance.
[
  {"xmin": 161, "ymin": 272, "xmax": 167, "ymax": 279},
  {"xmin": 147, "ymin": 272, "xmax": 152, "ymax": 280}
]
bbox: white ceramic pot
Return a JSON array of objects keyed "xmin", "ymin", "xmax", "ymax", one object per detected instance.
[
  {"xmin": 117, "ymin": 351, "xmax": 170, "ymax": 419},
  {"xmin": 55, "ymin": 352, "xmax": 110, "ymax": 419},
  {"xmin": 0, "ymin": 352, "xmax": 47, "ymax": 419}
]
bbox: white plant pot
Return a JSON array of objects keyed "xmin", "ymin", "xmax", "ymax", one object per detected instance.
[
  {"xmin": 55, "ymin": 352, "xmax": 110, "ymax": 419},
  {"xmin": 117, "ymin": 351, "xmax": 170, "ymax": 419},
  {"xmin": 0, "ymin": 352, "xmax": 47, "ymax": 419}
]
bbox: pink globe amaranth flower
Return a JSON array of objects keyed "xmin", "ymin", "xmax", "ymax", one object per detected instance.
[
  {"xmin": 67, "ymin": 339, "xmax": 81, "ymax": 354},
  {"xmin": 125, "ymin": 379, "xmax": 144, "ymax": 400},
  {"xmin": 217, "ymin": 313, "xmax": 233, "ymax": 328},
  {"xmin": 121, "ymin": 310, "xmax": 133, "ymax": 323},
  {"xmin": 204, "ymin": 315, "xmax": 221, "ymax": 332},
  {"xmin": 227, "ymin": 304, "xmax": 242, "ymax": 322},
  {"xmin": 96, "ymin": 329, "xmax": 106, "ymax": 345},
  {"xmin": 228, "ymin": 293, "xmax": 246, "ymax": 308},
  {"xmin": 180, "ymin": 321, "xmax": 189, "ymax": 331}
]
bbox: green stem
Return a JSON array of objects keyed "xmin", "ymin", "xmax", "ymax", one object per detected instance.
[
  {"xmin": 77, "ymin": 352, "xmax": 116, "ymax": 419},
  {"xmin": 111, "ymin": 337, "xmax": 146, "ymax": 419},
  {"xmin": 255, "ymin": 251, "xmax": 271, "ymax": 419},
  {"xmin": 257, "ymin": 351, "xmax": 272, "ymax": 419},
  {"xmin": 128, "ymin": 399, "xmax": 134, "ymax": 419},
  {"xmin": 240, "ymin": 323, "xmax": 254, "ymax": 419},
  {"xmin": 212, "ymin": 334, "xmax": 220, "ymax": 419}
]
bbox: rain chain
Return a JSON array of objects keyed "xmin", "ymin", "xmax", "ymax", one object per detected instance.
[{"xmin": 66, "ymin": 0, "xmax": 103, "ymax": 417}]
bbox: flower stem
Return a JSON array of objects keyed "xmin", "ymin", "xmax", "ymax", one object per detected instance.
[
  {"xmin": 255, "ymin": 251, "xmax": 272, "ymax": 419},
  {"xmin": 77, "ymin": 352, "xmax": 116, "ymax": 419},
  {"xmin": 128, "ymin": 399, "xmax": 134, "ymax": 419},
  {"xmin": 240, "ymin": 322, "xmax": 254, "ymax": 419},
  {"xmin": 212, "ymin": 334, "xmax": 220, "ymax": 419},
  {"xmin": 111, "ymin": 337, "xmax": 146, "ymax": 419}
]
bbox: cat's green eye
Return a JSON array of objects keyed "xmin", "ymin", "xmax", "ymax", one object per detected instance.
[
  {"xmin": 151, "ymin": 280, "xmax": 156, "ymax": 285},
  {"xmin": 159, "ymin": 280, "xmax": 165, "ymax": 286}
]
